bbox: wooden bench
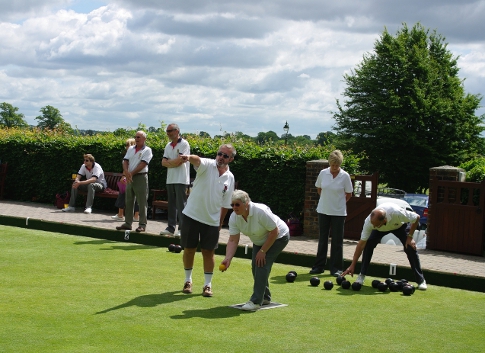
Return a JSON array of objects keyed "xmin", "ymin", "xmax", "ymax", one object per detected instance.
[{"xmin": 78, "ymin": 172, "xmax": 123, "ymax": 199}]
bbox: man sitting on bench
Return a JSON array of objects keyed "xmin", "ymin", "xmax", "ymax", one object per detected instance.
[{"xmin": 62, "ymin": 154, "xmax": 107, "ymax": 214}]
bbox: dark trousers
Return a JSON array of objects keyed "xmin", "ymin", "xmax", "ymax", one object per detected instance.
[
  {"xmin": 166, "ymin": 184, "xmax": 187, "ymax": 230},
  {"xmin": 313, "ymin": 214, "xmax": 346, "ymax": 274},
  {"xmin": 360, "ymin": 224, "xmax": 425, "ymax": 284}
]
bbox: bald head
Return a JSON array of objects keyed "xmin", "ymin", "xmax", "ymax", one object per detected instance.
[{"xmin": 370, "ymin": 208, "xmax": 387, "ymax": 228}]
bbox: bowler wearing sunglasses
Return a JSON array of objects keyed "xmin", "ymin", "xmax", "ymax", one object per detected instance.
[
  {"xmin": 62, "ymin": 154, "xmax": 107, "ymax": 214},
  {"xmin": 179, "ymin": 144, "xmax": 236, "ymax": 297},
  {"xmin": 221, "ymin": 190, "xmax": 290, "ymax": 311}
]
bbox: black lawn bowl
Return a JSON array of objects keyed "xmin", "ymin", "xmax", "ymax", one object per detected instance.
[
  {"xmin": 286, "ymin": 272, "xmax": 297, "ymax": 283},
  {"xmin": 396, "ymin": 281, "xmax": 404, "ymax": 291},
  {"xmin": 174, "ymin": 245, "xmax": 183, "ymax": 253},
  {"xmin": 288, "ymin": 271, "xmax": 298, "ymax": 278},
  {"xmin": 372, "ymin": 279, "xmax": 381, "ymax": 289},
  {"xmin": 403, "ymin": 285, "xmax": 414, "ymax": 296},
  {"xmin": 385, "ymin": 278, "xmax": 393, "ymax": 285},
  {"xmin": 310, "ymin": 277, "xmax": 321, "ymax": 287},
  {"xmin": 168, "ymin": 244, "xmax": 176, "ymax": 252},
  {"xmin": 377, "ymin": 282, "xmax": 388, "ymax": 292},
  {"xmin": 351, "ymin": 282, "xmax": 362, "ymax": 291},
  {"xmin": 323, "ymin": 281, "xmax": 334, "ymax": 290},
  {"xmin": 336, "ymin": 275, "xmax": 346, "ymax": 285},
  {"xmin": 389, "ymin": 282, "xmax": 400, "ymax": 292},
  {"xmin": 341, "ymin": 280, "xmax": 351, "ymax": 289}
]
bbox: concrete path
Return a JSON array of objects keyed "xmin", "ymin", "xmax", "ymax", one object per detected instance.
[{"xmin": 1, "ymin": 200, "xmax": 484, "ymax": 281}]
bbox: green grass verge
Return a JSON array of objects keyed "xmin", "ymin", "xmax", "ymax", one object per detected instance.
[{"xmin": 1, "ymin": 225, "xmax": 485, "ymax": 353}]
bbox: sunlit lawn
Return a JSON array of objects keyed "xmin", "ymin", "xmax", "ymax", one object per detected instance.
[{"xmin": 1, "ymin": 225, "xmax": 484, "ymax": 353}]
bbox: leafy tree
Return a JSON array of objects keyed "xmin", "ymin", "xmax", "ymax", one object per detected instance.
[
  {"xmin": 35, "ymin": 105, "xmax": 72, "ymax": 131},
  {"xmin": 333, "ymin": 23, "xmax": 484, "ymax": 193},
  {"xmin": 199, "ymin": 131, "xmax": 211, "ymax": 138},
  {"xmin": 255, "ymin": 131, "xmax": 279, "ymax": 144},
  {"xmin": 315, "ymin": 131, "xmax": 336, "ymax": 146},
  {"xmin": 0, "ymin": 102, "xmax": 28, "ymax": 128}
]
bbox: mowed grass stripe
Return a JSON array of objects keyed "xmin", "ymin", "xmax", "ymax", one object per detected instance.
[{"xmin": 1, "ymin": 225, "xmax": 485, "ymax": 353}]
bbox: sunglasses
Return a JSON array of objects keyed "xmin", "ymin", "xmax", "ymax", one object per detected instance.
[
  {"xmin": 84, "ymin": 159, "xmax": 91, "ymax": 162},
  {"xmin": 217, "ymin": 152, "xmax": 230, "ymax": 159},
  {"xmin": 230, "ymin": 203, "xmax": 241, "ymax": 207},
  {"xmin": 166, "ymin": 129, "xmax": 175, "ymax": 133}
]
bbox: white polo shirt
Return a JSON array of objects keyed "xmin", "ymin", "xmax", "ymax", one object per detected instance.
[
  {"xmin": 229, "ymin": 201, "xmax": 289, "ymax": 246},
  {"xmin": 182, "ymin": 158, "xmax": 235, "ymax": 227},
  {"xmin": 123, "ymin": 145, "xmax": 153, "ymax": 173},
  {"xmin": 163, "ymin": 138, "xmax": 190, "ymax": 185},
  {"xmin": 77, "ymin": 162, "xmax": 107, "ymax": 188},
  {"xmin": 315, "ymin": 167, "xmax": 353, "ymax": 216},
  {"xmin": 361, "ymin": 202, "xmax": 419, "ymax": 241}
]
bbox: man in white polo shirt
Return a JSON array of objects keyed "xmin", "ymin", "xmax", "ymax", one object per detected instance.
[
  {"xmin": 62, "ymin": 153, "xmax": 107, "ymax": 214},
  {"xmin": 116, "ymin": 131, "xmax": 153, "ymax": 233},
  {"xmin": 160, "ymin": 123, "xmax": 190, "ymax": 237},
  {"xmin": 179, "ymin": 144, "xmax": 236, "ymax": 297},
  {"xmin": 341, "ymin": 202, "xmax": 428, "ymax": 290}
]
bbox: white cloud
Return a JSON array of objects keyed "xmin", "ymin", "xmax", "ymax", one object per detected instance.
[{"xmin": 0, "ymin": 0, "xmax": 485, "ymax": 138}]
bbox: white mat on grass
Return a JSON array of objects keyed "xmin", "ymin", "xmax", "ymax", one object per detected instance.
[{"xmin": 230, "ymin": 302, "xmax": 288, "ymax": 310}]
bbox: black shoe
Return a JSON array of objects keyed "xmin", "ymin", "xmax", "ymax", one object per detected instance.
[{"xmin": 309, "ymin": 267, "xmax": 324, "ymax": 274}]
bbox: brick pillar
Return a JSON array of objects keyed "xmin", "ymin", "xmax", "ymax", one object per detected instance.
[
  {"xmin": 428, "ymin": 165, "xmax": 465, "ymax": 230},
  {"xmin": 304, "ymin": 159, "xmax": 329, "ymax": 238}
]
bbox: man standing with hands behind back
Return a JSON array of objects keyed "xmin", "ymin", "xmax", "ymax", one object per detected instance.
[
  {"xmin": 179, "ymin": 144, "xmax": 236, "ymax": 297},
  {"xmin": 116, "ymin": 131, "xmax": 153, "ymax": 233},
  {"xmin": 160, "ymin": 123, "xmax": 190, "ymax": 237}
]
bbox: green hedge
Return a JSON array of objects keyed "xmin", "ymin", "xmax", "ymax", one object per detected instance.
[{"xmin": 0, "ymin": 128, "xmax": 362, "ymax": 219}]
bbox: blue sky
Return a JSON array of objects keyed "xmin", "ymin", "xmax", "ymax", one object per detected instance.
[{"xmin": 1, "ymin": 0, "xmax": 484, "ymax": 138}]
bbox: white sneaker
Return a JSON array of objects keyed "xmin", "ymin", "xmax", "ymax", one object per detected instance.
[
  {"xmin": 160, "ymin": 227, "xmax": 175, "ymax": 236},
  {"xmin": 356, "ymin": 274, "xmax": 365, "ymax": 285},
  {"xmin": 174, "ymin": 230, "xmax": 181, "ymax": 238},
  {"xmin": 418, "ymin": 280, "xmax": 427, "ymax": 290},
  {"xmin": 111, "ymin": 215, "xmax": 124, "ymax": 221},
  {"xmin": 241, "ymin": 301, "xmax": 260, "ymax": 311},
  {"xmin": 62, "ymin": 206, "xmax": 75, "ymax": 212},
  {"xmin": 262, "ymin": 299, "xmax": 271, "ymax": 305},
  {"xmin": 133, "ymin": 217, "xmax": 139, "ymax": 222},
  {"xmin": 84, "ymin": 208, "xmax": 92, "ymax": 214}
]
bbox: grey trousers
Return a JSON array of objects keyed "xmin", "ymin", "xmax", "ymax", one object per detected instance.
[
  {"xmin": 68, "ymin": 183, "xmax": 104, "ymax": 208},
  {"xmin": 250, "ymin": 235, "xmax": 289, "ymax": 305},
  {"xmin": 124, "ymin": 174, "xmax": 148, "ymax": 227},
  {"xmin": 166, "ymin": 183, "xmax": 188, "ymax": 230}
]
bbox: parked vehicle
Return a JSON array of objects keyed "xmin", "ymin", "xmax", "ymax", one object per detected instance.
[{"xmin": 403, "ymin": 194, "xmax": 428, "ymax": 230}]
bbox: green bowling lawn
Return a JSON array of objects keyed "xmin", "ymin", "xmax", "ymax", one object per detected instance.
[{"xmin": 1, "ymin": 225, "xmax": 484, "ymax": 353}]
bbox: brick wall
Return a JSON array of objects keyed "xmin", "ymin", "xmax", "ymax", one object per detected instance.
[{"xmin": 303, "ymin": 159, "xmax": 329, "ymax": 238}]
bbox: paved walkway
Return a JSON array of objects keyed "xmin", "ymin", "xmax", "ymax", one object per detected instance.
[{"xmin": 1, "ymin": 200, "xmax": 484, "ymax": 280}]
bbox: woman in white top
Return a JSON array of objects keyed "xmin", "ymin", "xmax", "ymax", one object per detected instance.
[
  {"xmin": 222, "ymin": 190, "xmax": 290, "ymax": 311},
  {"xmin": 310, "ymin": 150, "xmax": 353, "ymax": 276}
]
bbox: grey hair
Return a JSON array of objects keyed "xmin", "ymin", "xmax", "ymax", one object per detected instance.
[
  {"xmin": 231, "ymin": 189, "xmax": 250, "ymax": 205},
  {"xmin": 168, "ymin": 123, "xmax": 180, "ymax": 132},
  {"xmin": 220, "ymin": 143, "xmax": 237, "ymax": 157}
]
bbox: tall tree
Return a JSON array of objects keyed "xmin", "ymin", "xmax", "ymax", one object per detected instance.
[
  {"xmin": 35, "ymin": 105, "xmax": 72, "ymax": 131},
  {"xmin": 255, "ymin": 131, "xmax": 279, "ymax": 144},
  {"xmin": 333, "ymin": 23, "xmax": 484, "ymax": 192},
  {"xmin": 0, "ymin": 102, "xmax": 28, "ymax": 128}
]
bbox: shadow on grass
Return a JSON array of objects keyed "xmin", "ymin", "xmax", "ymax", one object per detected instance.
[
  {"xmin": 73, "ymin": 238, "xmax": 157, "ymax": 251},
  {"xmin": 170, "ymin": 306, "xmax": 243, "ymax": 319},
  {"xmin": 95, "ymin": 291, "xmax": 192, "ymax": 314}
]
